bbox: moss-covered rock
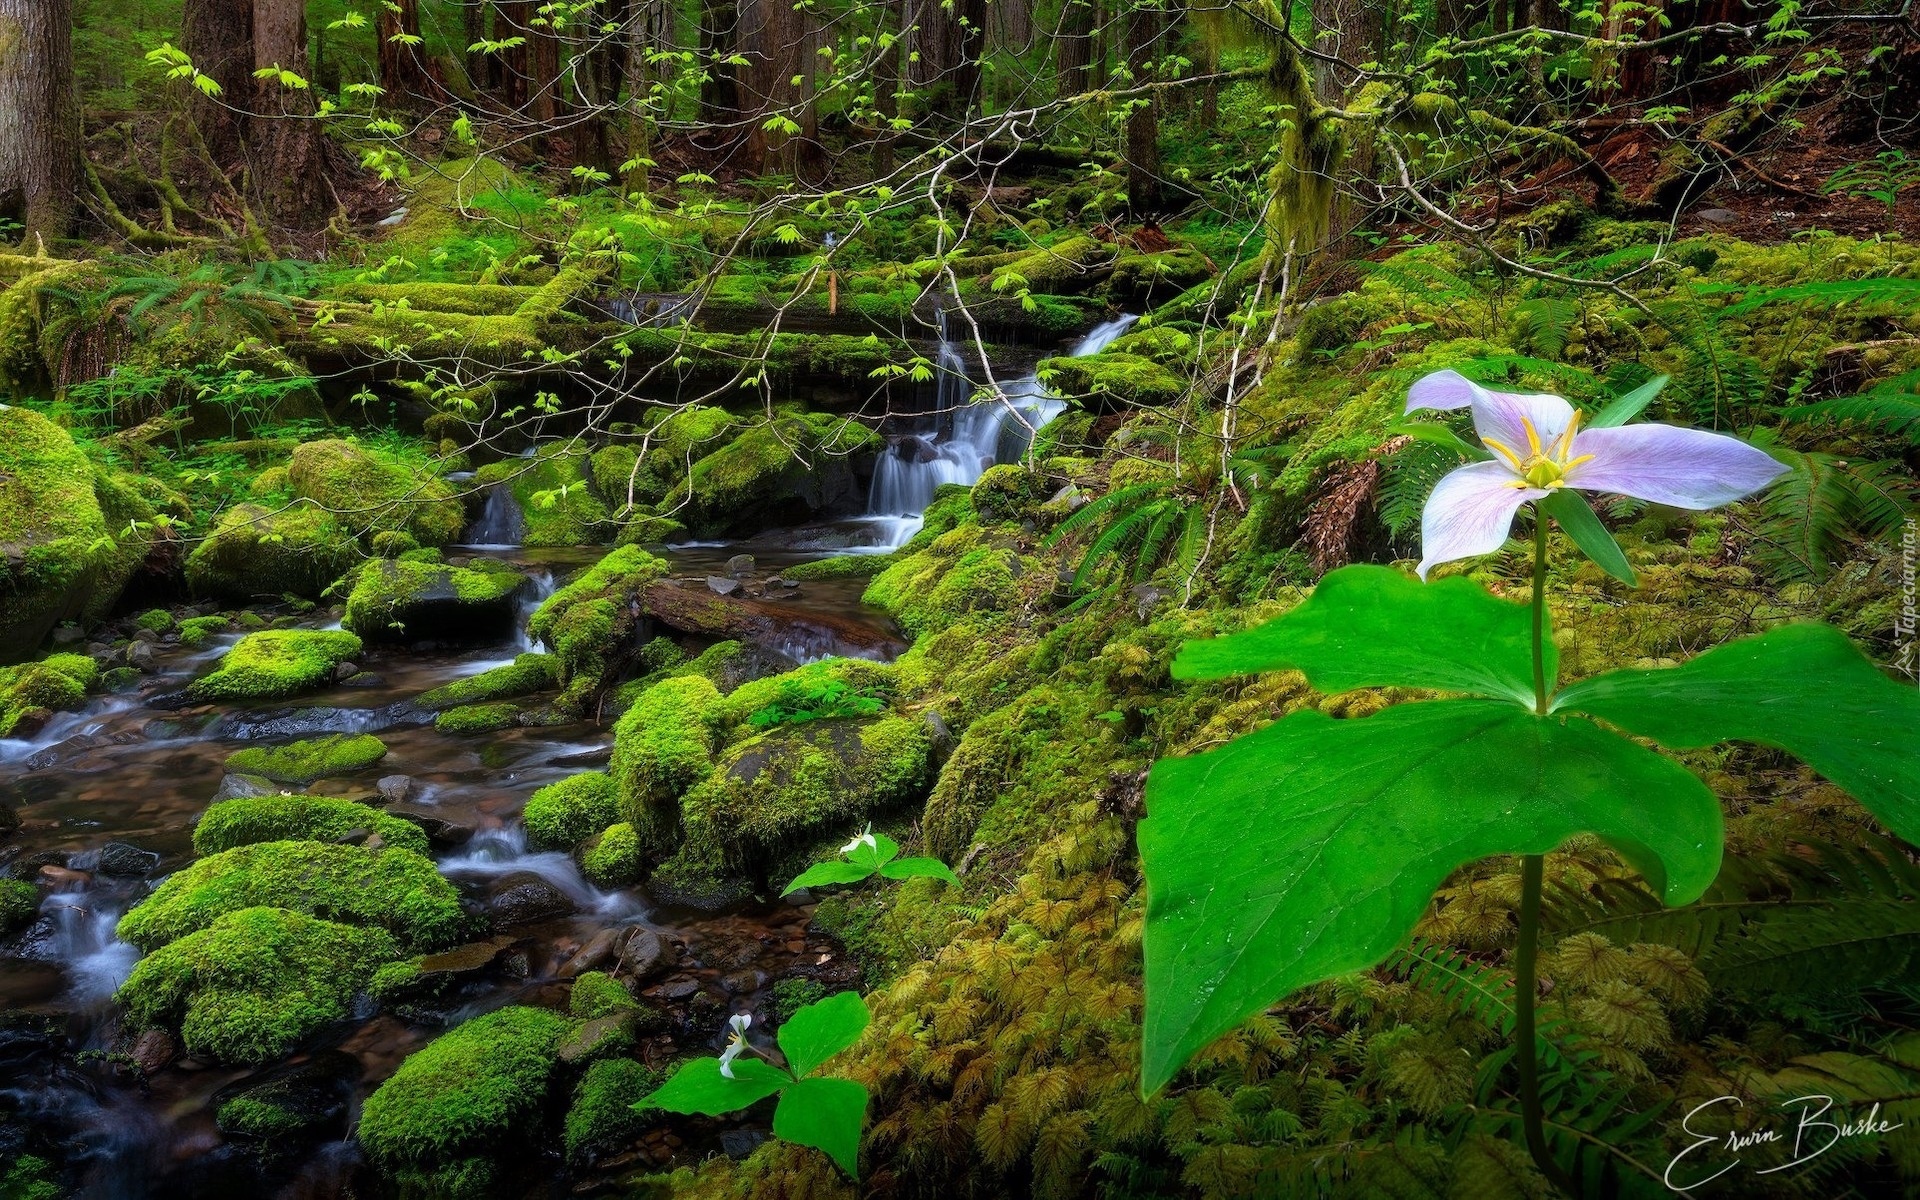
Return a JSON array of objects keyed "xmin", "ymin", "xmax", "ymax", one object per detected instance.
[
  {"xmin": 223, "ymin": 733, "xmax": 388, "ymax": 784},
  {"xmin": 680, "ymin": 716, "xmax": 934, "ymax": 878},
  {"xmin": 287, "ymin": 439, "xmax": 465, "ymax": 546},
  {"xmin": 864, "ymin": 526, "xmax": 1025, "ymax": 637},
  {"xmin": 1105, "ymin": 247, "xmax": 1216, "ymax": 304},
  {"xmin": 526, "ymin": 544, "xmax": 670, "ymax": 708},
  {"xmin": 0, "ymin": 406, "xmax": 147, "ymax": 660},
  {"xmin": 563, "ymin": 1057, "xmax": 661, "ymax": 1164},
  {"xmin": 342, "ymin": 559, "xmax": 526, "ymax": 643},
  {"xmin": 434, "ymin": 702, "xmax": 521, "ymax": 736},
  {"xmin": 608, "ymin": 406, "xmax": 740, "ymax": 506},
  {"xmin": 1039, "ymin": 350, "xmax": 1186, "ymax": 409},
  {"xmin": 178, "ymin": 615, "xmax": 233, "ymax": 647},
  {"xmin": 116, "ymin": 840, "xmax": 464, "ymax": 953},
  {"xmin": 186, "ymin": 630, "xmax": 362, "ymax": 702},
  {"xmin": 0, "ymin": 877, "xmax": 39, "ymax": 933},
  {"xmin": 475, "ymin": 446, "xmax": 614, "ymax": 546},
  {"xmin": 194, "ymin": 795, "xmax": 430, "ymax": 856},
  {"xmin": 970, "ymin": 463, "xmax": 1055, "ymax": 526},
  {"xmin": 356, "ymin": 1005, "xmax": 572, "ymax": 1173},
  {"xmin": 184, "ymin": 502, "xmax": 360, "ymax": 602},
  {"xmin": 708, "ymin": 658, "xmax": 896, "ymax": 733},
  {"xmin": 417, "ymin": 652, "xmax": 558, "ymax": 710},
  {"xmin": 674, "ymin": 413, "xmax": 881, "ymax": 537},
  {"xmin": 523, "ymin": 772, "xmax": 620, "ymax": 850},
  {"xmin": 996, "ymin": 235, "xmax": 1118, "ymax": 293},
  {"xmin": 609, "ymin": 675, "xmax": 721, "ymax": 845},
  {"xmin": 0, "ymin": 653, "xmax": 95, "ymax": 737},
  {"xmin": 116, "ymin": 906, "xmax": 400, "ymax": 1064},
  {"xmin": 568, "ymin": 970, "xmax": 638, "ymax": 1020},
  {"xmin": 581, "ymin": 823, "xmax": 640, "ymax": 886}
]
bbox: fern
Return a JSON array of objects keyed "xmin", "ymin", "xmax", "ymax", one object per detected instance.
[
  {"xmin": 1510, "ymin": 297, "xmax": 1579, "ymax": 360},
  {"xmin": 1706, "ymin": 276, "xmax": 1920, "ymax": 317},
  {"xmin": 1785, "ymin": 368, "xmax": 1920, "ymax": 443},
  {"xmin": 1380, "ymin": 439, "xmax": 1460, "ymax": 537},
  {"xmin": 1746, "ymin": 443, "xmax": 1917, "ymax": 583}
]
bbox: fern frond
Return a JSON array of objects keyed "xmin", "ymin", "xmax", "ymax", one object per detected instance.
[{"xmin": 1709, "ymin": 276, "xmax": 1920, "ymax": 317}]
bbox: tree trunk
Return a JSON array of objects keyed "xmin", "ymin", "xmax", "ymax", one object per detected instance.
[
  {"xmin": 529, "ymin": 9, "xmax": 565, "ymax": 128},
  {"xmin": 1056, "ymin": 0, "xmax": 1094, "ymax": 96},
  {"xmin": 1124, "ymin": 0, "xmax": 1164, "ymax": 214},
  {"xmin": 0, "ymin": 0, "xmax": 81, "ymax": 245},
  {"xmin": 742, "ymin": 0, "xmax": 818, "ymax": 176},
  {"xmin": 1310, "ymin": 0, "xmax": 1380, "ymax": 103},
  {"xmin": 464, "ymin": 0, "xmax": 492, "ymax": 95},
  {"xmin": 377, "ymin": 0, "xmax": 440, "ymax": 107},
  {"xmin": 183, "ymin": 0, "xmax": 254, "ymax": 168},
  {"xmin": 496, "ymin": 1, "xmax": 532, "ymax": 110},
  {"xmin": 250, "ymin": 0, "xmax": 333, "ymax": 228},
  {"xmin": 871, "ymin": 0, "xmax": 905, "ymax": 175},
  {"xmin": 908, "ymin": 0, "xmax": 984, "ymax": 121}
]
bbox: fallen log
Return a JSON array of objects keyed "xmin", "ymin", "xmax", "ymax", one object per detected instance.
[{"xmin": 639, "ymin": 580, "xmax": 903, "ymax": 659}]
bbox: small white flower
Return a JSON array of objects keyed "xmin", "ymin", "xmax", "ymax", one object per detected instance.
[
  {"xmin": 841, "ymin": 824, "xmax": 879, "ymax": 856},
  {"xmin": 718, "ymin": 1012, "xmax": 752, "ymax": 1079}
]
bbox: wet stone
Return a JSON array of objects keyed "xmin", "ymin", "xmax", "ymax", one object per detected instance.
[
  {"xmin": 725, "ymin": 554, "xmax": 755, "ymax": 578},
  {"xmin": 619, "ymin": 927, "xmax": 673, "ymax": 982},
  {"xmin": 719, "ymin": 968, "xmax": 767, "ymax": 995},
  {"xmin": 652, "ymin": 976, "xmax": 699, "ymax": 1001},
  {"xmin": 376, "ymin": 774, "xmax": 414, "ymax": 803},
  {"xmin": 720, "ymin": 1129, "xmax": 767, "ymax": 1159},
  {"xmin": 485, "ymin": 871, "xmax": 577, "ymax": 927},
  {"xmin": 211, "ymin": 773, "xmax": 282, "ymax": 802},
  {"xmin": 96, "ymin": 842, "xmax": 161, "ymax": 877},
  {"xmin": 706, "ymin": 575, "xmax": 742, "ymax": 597},
  {"xmin": 130, "ymin": 1028, "xmax": 176, "ymax": 1074}
]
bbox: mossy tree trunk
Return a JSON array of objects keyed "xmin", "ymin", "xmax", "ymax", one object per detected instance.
[
  {"xmin": 0, "ymin": 0, "xmax": 81, "ymax": 245},
  {"xmin": 1309, "ymin": 0, "xmax": 1378, "ymax": 103},
  {"xmin": 182, "ymin": 0, "xmax": 254, "ymax": 169}
]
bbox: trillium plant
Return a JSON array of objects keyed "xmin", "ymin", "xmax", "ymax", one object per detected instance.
[
  {"xmin": 781, "ymin": 824, "xmax": 960, "ymax": 897},
  {"xmin": 1139, "ymin": 368, "xmax": 1920, "ymax": 1191},
  {"xmin": 636, "ymin": 990, "xmax": 873, "ymax": 1178}
]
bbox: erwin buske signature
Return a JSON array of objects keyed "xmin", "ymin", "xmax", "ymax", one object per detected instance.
[{"xmin": 1664, "ymin": 1095, "xmax": 1905, "ymax": 1192}]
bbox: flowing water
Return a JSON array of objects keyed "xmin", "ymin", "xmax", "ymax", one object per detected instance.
[{"xmin": 0, "ymin": 317, "xmax": 1129, "ymax": 1196}]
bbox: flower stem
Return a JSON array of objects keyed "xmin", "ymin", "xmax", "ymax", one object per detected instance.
[{"xmin": 1531, "ymin": 512, "xmax": 1548, "ymax": 716}]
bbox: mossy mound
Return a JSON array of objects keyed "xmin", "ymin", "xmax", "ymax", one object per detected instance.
[
  {"xmin": 680, "ymin": 715, "xmax": 934, "ymax": 878},
  {"xmin": 599, "ymin": 406, "xmax": 739, "ymax": 507},
  {"xmin": 563, "ymin": 1057, "xmax": 661, "ymax": 1164},
  {"xmin": 194, "ymin": 795, "xmax": 430, "ymax": 856},
  {"xmin": 356, "ymin": 1005, "xmax": 572, "ymax": 1173},
  {"xmin": 995, "ymin": 235, "xmax": 1118, "ymax": 293},
  {"xmin": 0, "ymin": 877, "xmax": 40, "ymax": 933},
  {"xmin": 184, "ymin": 502, "xmax": 360, "ymax": 602},
  {"xmin": 434, "ymin": 702, "xmax": 521, "ymax": 736},
  {"xmin": 1106, "ymin": 246, "xmax": 1216, "ymax": 304},
  {"xmin": 116, "ymin": 906, "xmax": 399, "ymax": 1065},
  {"xmin": 417, "ymin": 652, "xmax": 558, "ymax": 710},
  {"xmin": 864, "ymin": 526, "xmax": 1026, "ymax": 637},
  {"xmin": 0, "ymin": 406, "xmax": 146, "ymax": 660},
  {"xmin": 286, "ymin": 439, "xmax": 465, "ymax": 546},
  {"xmin": 178, "ymin": 615, "xmax": 233, "ymax": 647},
  {"xmin": 674, "ymin": 413, "xmax": 881, "ymax": 537},
  {"xmin": 526, "ymin": 545, "xmax": 670, "ymax": 708},
  {"xmin": 0, "ymin": 653, "xmax": 96, "ymax": 737},
  {"xmin": 475, "ymin": 446, "xmax": 614, "ymax": 546},
  {"xmin": 970, "ymin": 463, "xmax": 1056, "ymax": 526},
  {"xmin": 581, "ymin": 823, "xmax": 640, "ymax": 886},
  {"xmin": 609, "ymin": 674, "xmax": 720, "ymax": 844},
  {"xmin": 1040, "ymin": 351, "xmax": 1186, "ymax": 409},
  {"xmin": 185, "ymin": 630, "xmax": 363, "ymax": 702},
  {"xmin": 116, "ymin": 839, "xmax": 464, "ymax": 953},
  {"xmin": 568, "ymin": 971, "xmax": 638, "ymax": 1020},
  {"xmin": 223, "ymin": 733, "xmax": 388, "ymax": 784},
  {"xmin": 708, "ymin": 658, "xmax": 896, "ymax": 733},
  {"xmin": 523, "ymin": 772, "xmax": 620, "ymax": 850},
  {"xmin": 342, "ymin": 559, "xmax": 526, "ymax": 643}
]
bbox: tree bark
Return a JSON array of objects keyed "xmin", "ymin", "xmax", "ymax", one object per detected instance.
[
  {"xmin": 183, "ymin": 0, "xmax": 255, "ymax": 168},
  {"xmin": 908, "ymin": 0, "xmax": 985, "ymax": 120},
  {"xmin": 871, "ymin": 0, "xmax": 905, "ymax": 175},
  {"xmin": 464, "ymin": 0, "xmax": 493, "ymax": 95},
  {"xmin": 699, "ymin": 0, "xmax": 743, "ymax": 134},
  {"xmin": 250, "ymin": 0, "xmax": 334, "ymax": 228},
  {"xmin": 377, "ymin": 0, "xmax": 441, "ymax": 107},
  {"xmin": 0, "ymin": 0, "xmax": 81, "ymax": 245},
  {"xmin": 1310, "ymin": 0, "xmax": 1380, "ymax": 103},
  {"xmin": 1124, "ymin": 0, "xmax": 1165, "ymax": 214},
  {"xmin": 1056, "ymin": 0, "xmax": 1094, "ymax": 96},
  {"xmin": 741, "ymin": 0, "xmax": 819, "ymax": 176},
  {"xmin": 496, "ymin": 0, "xmax": 532, "ymax": 110}
]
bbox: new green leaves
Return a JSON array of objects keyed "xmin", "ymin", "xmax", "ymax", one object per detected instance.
[
  {"xmin": 1138, "ymin": 701, "xmax": 1724, "ymax": 1096},
  {"xmin": 1172, "ymin": 565, "xmax": 1550, "ymax": 707},
  {"xmin": 782, "ymin": 828, "xmax": 960, "ymax": 896},
  {"xmin": 1556, "ymin": 623, "xmax": 1920, "ymax": 844},
  {"xmin": 636, "ymin": 992, "xmax": 872, "ymax": 1177}
]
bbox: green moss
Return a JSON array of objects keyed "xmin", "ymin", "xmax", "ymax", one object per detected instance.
[
  {"xmin": 0, "ymin": 660, "xmax": 88, "ymax": 737},
  {"xmin": 0, "ymin": 1154, "xmax": 60, "ymax": 1200},
  {"xmin": 997, "ymin": 235, "xmax": 1118, "ymax": 293},
  {"xmin": 116, "ymin": 906, "xmax": 400, "ymax": 1064},
  {"xmin": 563, "ymin": 1058, "xmax": 663, "ymax": 1164},
  {"xmin": 223, "ymin": 733, "xmax": 387, "ymax": 784},
  {"xmin": 679, "ymin": 716, "xmax": 933, "ymax": 878},
  {"xmin": 341, "ymin": 282, "xmax": 537, "ymax": 315},
  {"xmin": 709, "ymin": 658, "xmax": 896, "ymax": 733},
  {"xmin": 186, "ymin": 630, "xmax": 362, "ymax": 702},
  {"xmin": 523, "ymin": 772, "xmax": 621, "ymax": 850},
  {"xmin": 194, "ymin": 795, "xmax": 429, "ymax": 856},
  {"xmin": 0, "ymin": 405, "xmax": 127, "ymax": 659},
  {"xmin": 178, "ymin": 615, "xmax": 233, "ymax": 647},
  {"xmin": 619, "ymin": 406, "xmax": 739, "ymax": 504},
  {"xmin": 864, "ymin": 526, "xmax": 1024, "ymax": 637},
  {"xmin": 0, "ymin": 877, "xmax": 40, "ymax": 933},
  {"xmin": 117, "ymin": 839, "xmax": 463, "ymax": 953},
  {"xmin": 569, "ymin": 970, "xmax": 639, "ymax": 1020},
  {"xmin": 527, "ymin": 545, "xmax": 670, "ymax": 704},
  {"xmin": 133, "ymin": 608, "xmax": 175, "ymax": 633},
  {"xmin": 357, "ymin": 1005, "xmax": 572, "ymax": 1169},
  {"xmin": 416, "ymin": 652, "xmax": 557, "ymax": 710},
  {"xmin": 970, "ymin": 464, "xmax": 1054, "ymax": 526},
  {"xmin": 184, "ymin": 502, "xmax": 360, "ymax": 601},
  {"xmin": 475, "ymin": 446, "xmax": 613, "ymax": 546},
  {"xmin": 609, "ymin": 675, "xmax": 721, "ymax": 845},
  {"xmin": 342, "ymin": 558, "xmax": 525, "ymax": 642},
  {"xmin": 779, "ymin": 552, "xmax": 896, "ymax": 581},
  {"xmin": 582, "ymin": 823, "xmax": 641, "ymax": 886},
  {"xmin": 1039, "ymin": 351, "xmax": 1186, "ymax": 408},
  {"xmin": 675, "ymin": 414, "xmax": 882, "ymax": 537},
  {"xmin": 285, "ymin": 439, "xmax": 465, "ymax": 546},
  {"xmin": 434, "ymin": 703, "xmax": 520, "ymax": 735}
]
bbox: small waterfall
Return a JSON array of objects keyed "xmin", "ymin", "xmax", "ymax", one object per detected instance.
[
  {"xmin": 438, "ymin": 825, "xmax": 643, "ymax": 919},
  {"xmin": 514, "ymin": 568, "xmax": 555, "ymax": 654},
  {"xmin": 43, "ymin": 888, "xmax": 139, "ymax": 1007},
  {"xmin": 865, "ymin": 313, "xmax": 1138, "ymax": 547},
  {"xmin": 463, "ymin": 485, "xmax": 525, "ymax": 548}
]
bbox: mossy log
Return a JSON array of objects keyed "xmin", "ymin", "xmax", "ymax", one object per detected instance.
[{"xmin": 637, "ymin": 580, "xmax": 902, "ymax": 658}]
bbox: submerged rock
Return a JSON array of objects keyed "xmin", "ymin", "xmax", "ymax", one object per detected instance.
[{"xmin": 96, "ymin": 842, "xmax": 161, "ymax": 878}]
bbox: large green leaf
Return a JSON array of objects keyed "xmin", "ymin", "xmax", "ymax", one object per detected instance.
[
  {"xmin": 773, "ymin": 1076, "xmax": 869, "ymax": 1178},
  {"xmin": 1172, "ymin": 565, "xmax": 1548, "ymax": 707},
  {"xmin": 1541, "ymin": 489, "xmax": 1636, "ymax": 586},
  {"xmin": 1556, "ymin": 623, "xmax": 1920, "ymax": 843},
  {"xmin": 636, "ymin": 1056, "xmax": 790, "ymax": 1115},
  {"xmin": 782, "ymin": 860, "xmax": 873, "ymax": 896},
  {"xmin": 777, "ymin": 991, "xmax": 870, "ymax": 1079},
  {"xmin": 1138, "ymin": 700, "xmax": 1723, "ymax": 1096},
  {"xmin": 880, "ymin": 856, "xmax": 961, "ymax": 885}
]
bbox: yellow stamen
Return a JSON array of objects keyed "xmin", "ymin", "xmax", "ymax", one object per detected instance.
[
  {"xmin": 1482, "ymin": 436, "xmax": 1527, "ymax": 473},
  {"xmin": 1522, "ymin": 416, "xmax": 1544, "ymax": 458},
  {"xmin": 1557, "ymin": 409, "xmax": 1583, "ymax": 459}
]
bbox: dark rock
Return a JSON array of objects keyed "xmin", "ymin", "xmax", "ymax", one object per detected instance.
[
  {"xmin": 652, "ymin": 976, "xmax": 699, "ymax": 1001},
  {"xmin": 376, "ymin": 774, "xmax": 414, "ymax": 803},
  {"xmin": 705, "ymin": 575, "xmax": 742, "ymax": 597},
  {"xmin": 6, "ymin": 850, "xmax": 67, "ymax": 880},
  {"xmin": 214, "ymin": 1050, "xmax": 357, "ymax": 1143},
  {"xmin": 386, "ymin": 806, "xmax": 475, "ymax": 847},
  {"xmin": 131, "ymin": 628, "xmax": 161, "ymax": 645},
  {"xmin": 1698, "ymin": 207, "xmax": 1738, "ymax": 225},
  {"xmin": 619, "ymin": 927, "xmax": 673, "ymax": 982},
  {"xmin": 558, "ymin": 926, "xmax": 621, "ymax": 978},
  {"xmin": 97, "ymin": 842, "xmax": 160, "ymax": 878},
  {"xmin": 50, "ymin": 625, "xmax": 84, "ymax": 645},
  {"xmin": 557, "ymin": 1013, "xmax": 632, "ymax": 1065},
  {"xmin": 211, "ymin": 773, "xmax": 281, "ymax": 802},
  {"xmin": 485, "ymin": 871, "xmax": 578, "ymax": 927},
  {"xmin": 720, "ymin": 1129, "xmax": 767, "ymax": 1159},
  {"xmin": 333, "ymin": 661, "xmax": 361, "ymax": 681},
  {"xmin": 339, "ymin": 672, "xmax": 386, "ymax": 688},
  {"xmin": 126, "ymin": 642, "xmax": 156, "ymax": 670},
  {"xmin": 130, "ymin": 1028, "xmax": 176, "ymax": 1074},
  {"xmin": 720, "ymin": 968, "xmax": 768, "ymax": 995},
  {"xmin": 725, "ymin": 554, "xmax": 755, "ymax": 578},
  {"xmin": 782, "ymin": 887, "xmax": 814, "ymax": 906}
]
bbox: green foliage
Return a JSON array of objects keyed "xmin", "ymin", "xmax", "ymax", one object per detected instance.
[
  {"xmin": 194, "ymin": 794, "xmax": 428, "ymax": 856},
  {"xmin": 223, "ymin": 733, "xmax": 388, "ymax": 784},
  {"xmin": 0, "ymin": 878, "xmax": 39, "ymax": 934},
  {"xmin": 783, "ymin": 828, "xmax": 960, "ymax": 896},
  {"xmin": 745, "ymin": 677, "xmax": 885, "ymax": 729},
  {"xmin": 186, "ymin": 630, "xmax": 362, "ymax": 702},
  {"xmin": 1745, "ymin": 444, "xmax": 1915, "ymax": 583}
]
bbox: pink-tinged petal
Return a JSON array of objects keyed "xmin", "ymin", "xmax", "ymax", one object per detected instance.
[
  {"xmin": 1418, "ymin": 461, "xmax": 1547, "ymax": 579},
  {"xmin": 1406, "ymin": 369, "xmax": 1486, "ymax": 415},
  {"xmin": 1470, "ymin": 388, "xmax": 1577, "ymax": 464},
  {"xmin": 1568, "ymin": 424, "xmax": 1788, "ymax": 509}
]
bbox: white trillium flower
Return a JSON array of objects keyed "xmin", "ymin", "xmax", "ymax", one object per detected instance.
[
  {"xmin": 1405, "ymin": 369, "xmax": 1788, "ymax": 580},
  {"xmin": 841, "ymin": 824, "xmax": 879, "ymax": 856},
  {"xmin": 718, "ymin": 1012, "xmax": 752, "ymax": 1079}
]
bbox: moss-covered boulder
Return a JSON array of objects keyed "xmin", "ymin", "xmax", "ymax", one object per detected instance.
[
  {"xmin": 563, "ymin": 1057, "xmax": 661, "ymax": 1164},
  {"xmin": 995, "ymin": 235, "xmax": 1119, "ymax": 293},
  {"xmin": 581, "ymin": 823, "xmax": 640, "ymax": 886},
  {"xmin": 116, "ymin": 906, "xmax": 400, "ymax": 1065},
  {"xmin": 674, "ymin": 413, "xmax": 881, "ymax": 537},
  {"xmin": 526, "ymin": 545, "xmax": 670, "ymax": 709},
  {"xmin": 224, "ymin": 733, "xmax": 388, "ymax": 784},
  {"xmin": 186, "ymin": 630, "xmax": 362, "ymax": 703},
  {"xmin": 0, "ymin": 877, "xmax": 39, "ymax": 933},
  {"xmin": 600, "ymin": 406, "xmax": 739, "ymax": 507},
  {"xmin": 707, "ymin": 658, "xmax": 896, "ymax": 733},
  {"xmin": 609, "ymin": 675, "xmax": 720, "ymax": 845},
  {"xmin": 286, "ymin": 439, "xmax": 465, "ymax": 546},
  {"xmin": 475, "ymin": 446, "xmax": 614, "ymax": 546},
  {"xmin": 865, "ymin": 525, "xmax": 1026, "ymax": 637},
  {"xmin": 680, "ymin": 715, "xmax": 934, "ymax": 878},
  {"xmin": 194, "ymin": 795, "xmax": 430, "ymax": 856},
  {"xmin": 0, "ymin": 406, "xmax": 149, "ymax": 660},
  {"xmin": 0, "ymin": 653, "xmax": 96, "ymax": 737},
  {"xmin": 116, "ymin": 840, "xmax": 465, "ymax": 953},
  {"xmin": 1039, "ymin": 351, "xmax": 1186, "ymax": 409},
  {"xmin": 184, "ymin": 502, "xmax": 360, "ymax": 601},
  {"xmin": 1105, "ymin": 247, "xmax": 1216, "ymax": 304},
  {"xmin": 342, "ymin": 559, "xmax": 525, "ymax": 643},
  {"xmin": 970, "ymin": 464, "xmax": 1055, "ymax": 526},
  {"xmin": 523, "ymin": 772, "xmax": 620, "ymax": 850},
  {"xmin": 416, "ymin": 652, "xmax": 558, "ymax": 710},
  {"xmin": 356, "ymin": 1005, "xmax": 572, "ymax": 1176}
]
